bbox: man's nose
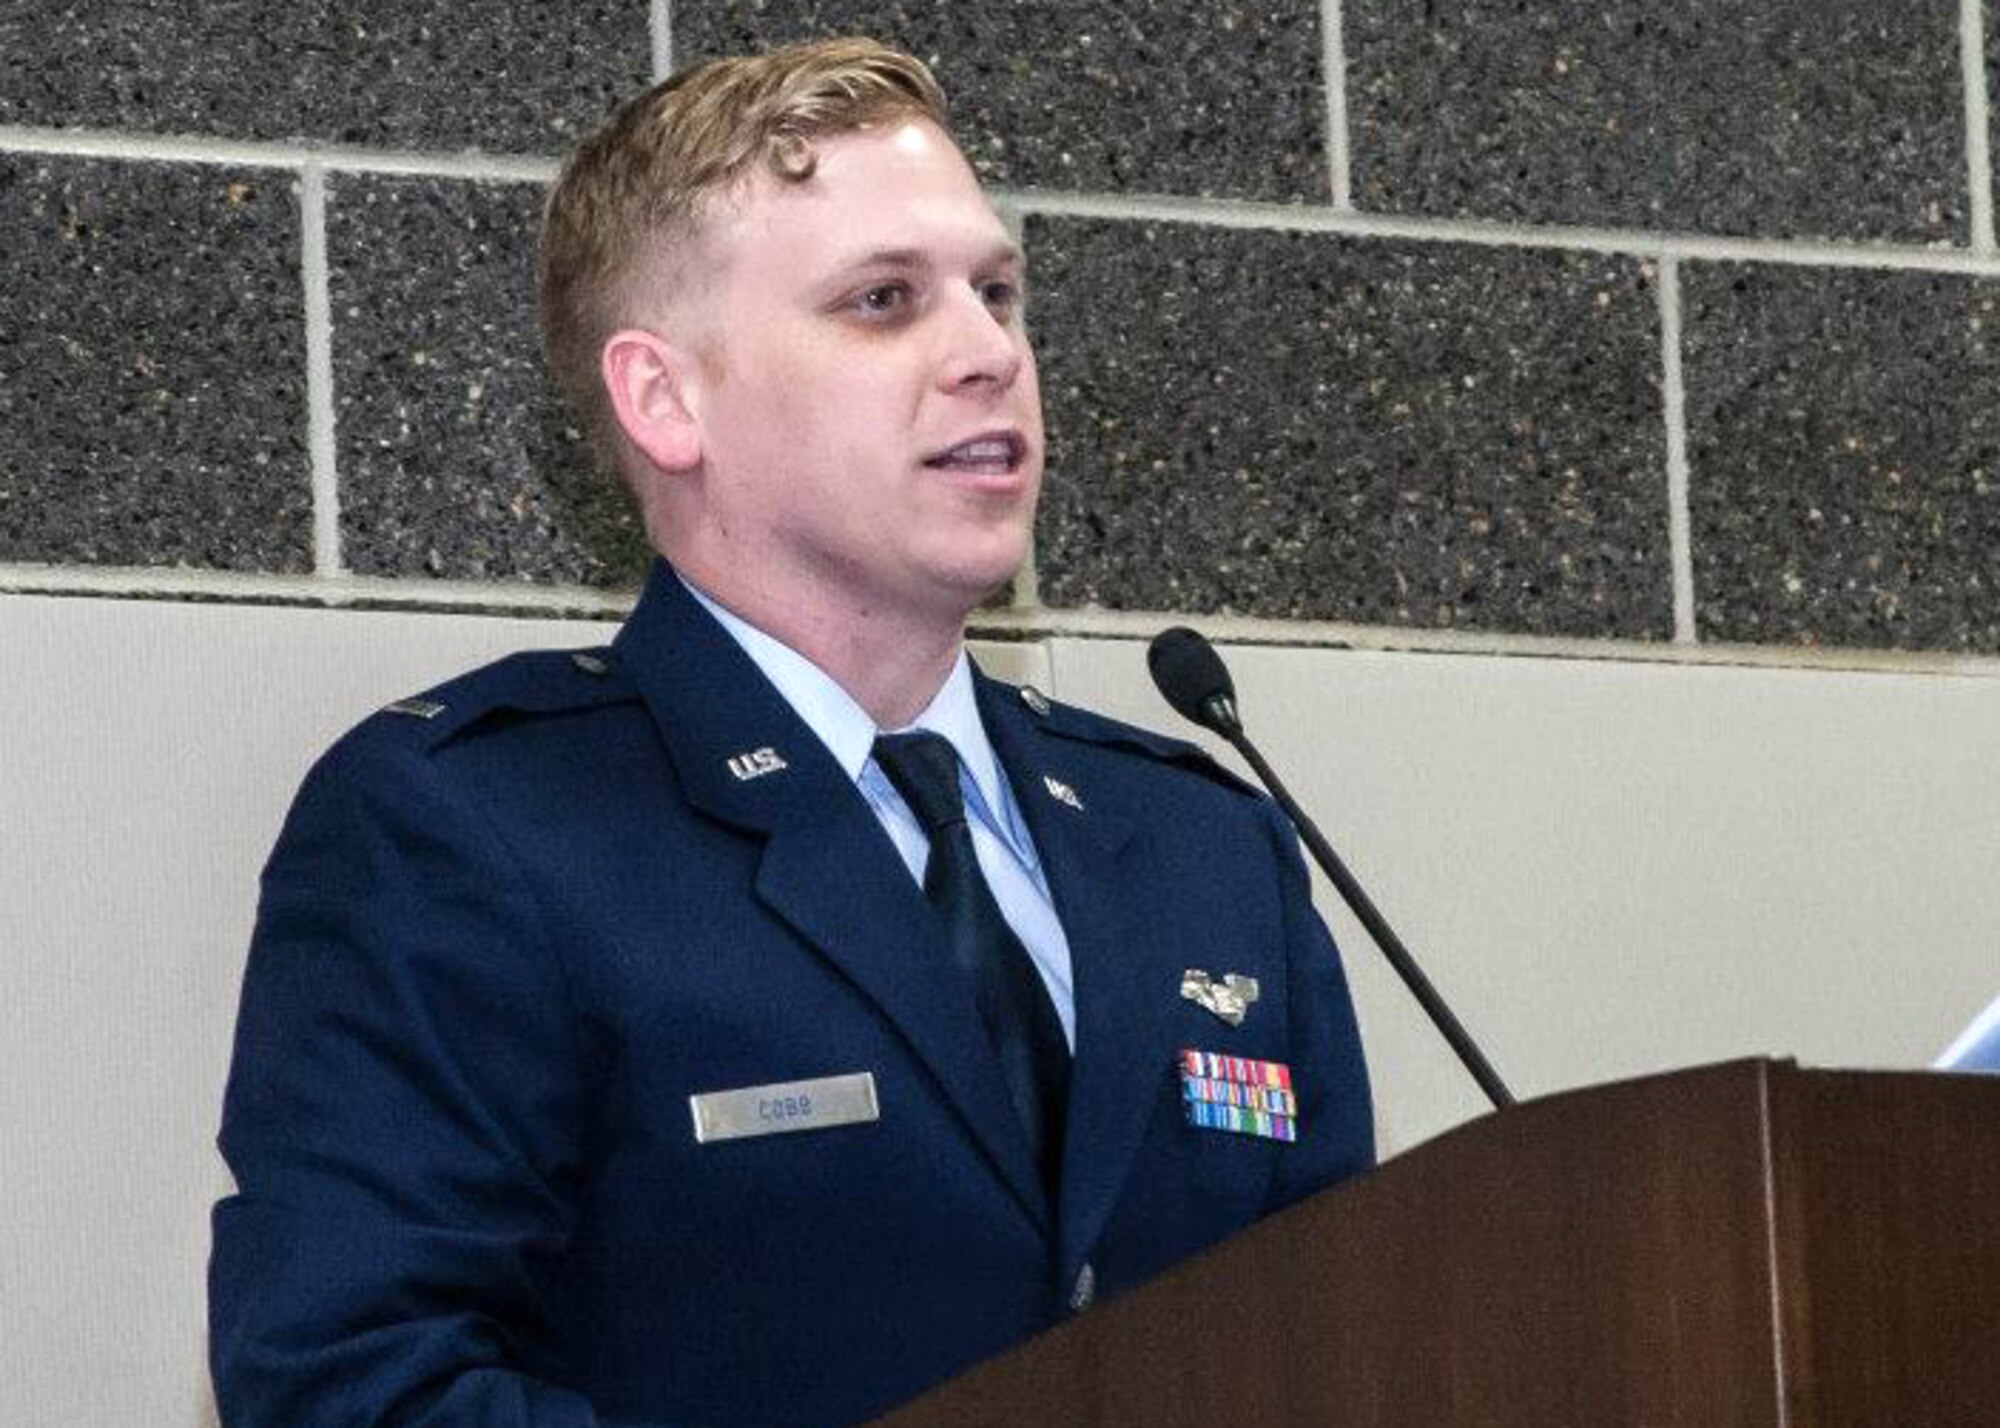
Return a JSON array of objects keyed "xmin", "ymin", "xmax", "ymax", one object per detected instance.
[{"xmin": 936, "ymin": 287, "xmax": 1025, "ymax": 393}]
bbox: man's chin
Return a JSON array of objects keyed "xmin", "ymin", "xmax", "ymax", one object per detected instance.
[
  {"xmin": 937, "ymin": 564, "xmax": 1020, "ymax": 611},
  {"xmin": 909, "ymin": 553, "xmax": 1026, "ymax": 623}
]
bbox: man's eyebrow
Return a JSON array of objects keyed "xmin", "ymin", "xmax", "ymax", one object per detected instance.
[
  {"xmin": 828, "ymin": 242, "xmax": 1026, "ymax": 274},
  {"xmin": 835, "ymin": 247, "xmax": 927, "ymax": 272}
]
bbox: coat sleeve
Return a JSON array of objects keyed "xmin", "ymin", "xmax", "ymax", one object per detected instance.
[
  {"xmin": 1259, "ymin": 800, "xmax": 1377, "ymax": 1211},
  {"xmin": 209, "ymin": 729, "xmax": 669, "ymax": 1428}
]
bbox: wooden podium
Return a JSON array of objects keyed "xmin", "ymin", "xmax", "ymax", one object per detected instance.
[{"xmin": 870, "ymin": 1060, "xmax": 2000, "ymax": 1428}]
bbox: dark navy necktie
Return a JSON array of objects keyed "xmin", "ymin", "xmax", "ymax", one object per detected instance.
[{"xmin": 872, "ymin": 730, "xmax": 1070, "ymax": 1201}]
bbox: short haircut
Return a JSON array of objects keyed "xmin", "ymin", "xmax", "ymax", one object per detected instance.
[{"xmin": 540, "ymin": 37, "xmax": 949, "ymax": 475}]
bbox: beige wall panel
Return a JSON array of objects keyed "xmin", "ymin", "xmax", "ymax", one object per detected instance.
[
  {"xmin": 0, "ymin": 596, "xmax": 620, "ymax": 1427},
  {"xmin": 7, "ymin": 588, "xmax": 1994, "ymax": 1423}
]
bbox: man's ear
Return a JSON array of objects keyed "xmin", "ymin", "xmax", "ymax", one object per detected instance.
[{"xmin": 602, "ymin": 329, "xmax": 704, "ymax": 473}]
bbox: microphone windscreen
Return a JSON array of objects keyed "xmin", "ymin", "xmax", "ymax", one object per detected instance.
[{"xmin": 1147, "ymin": 627, "xmax": 1236, "ymax": 732}]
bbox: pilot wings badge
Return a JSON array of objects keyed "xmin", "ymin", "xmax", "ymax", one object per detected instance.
[{"xmin": 1179, "ymin": 968, "xmax": 1261, "ymax": 1027}]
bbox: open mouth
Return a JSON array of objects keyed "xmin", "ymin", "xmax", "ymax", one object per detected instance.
[{"xmin": 921, "ymin": 432, "xmax": 1027, "ymax": 474}]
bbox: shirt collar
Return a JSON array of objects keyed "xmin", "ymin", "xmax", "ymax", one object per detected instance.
[
  {"xmin": 681, "ymin": 577, "xmax": 880, "ymax": 782},
  {"xmin": 679, "ymin": 574, "xmax": 1008, "ymax": 818},
  {"xmin": 886, "ymin": 651, "xmax": 1009, "ymax": 831}
]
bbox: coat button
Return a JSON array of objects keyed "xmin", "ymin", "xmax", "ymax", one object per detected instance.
[{"xmin": 1069, "ymin": 1262, "xmax": 1096, "ymax": 1312}]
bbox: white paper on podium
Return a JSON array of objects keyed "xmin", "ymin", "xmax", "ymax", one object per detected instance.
[{"xmin": 1935, "ymin": 992, "xmax": 2000, "ymax": 1071}]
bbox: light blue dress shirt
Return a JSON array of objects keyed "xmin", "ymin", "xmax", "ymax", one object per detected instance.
[
  {"xmin": 1937, "ymin": 993, "xmax": 2000, "ymax": 1073},
  {"xmin": 685, "ymin": 581, "xmax": 1077, "ymax": 1047}
]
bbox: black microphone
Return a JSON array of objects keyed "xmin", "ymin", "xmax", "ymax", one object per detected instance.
[
  {"xmin": 1146, "ymin": 623, "xmax": 1242, "ymax": 735},
  {"xmin": 1147, "ymin": 627, "xmax": 1515, "ymax": 1110}
]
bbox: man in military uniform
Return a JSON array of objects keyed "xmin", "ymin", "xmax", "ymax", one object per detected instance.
[{"xmin": 210, "ymin": 37, "xmax": 1373, "ymax": 1428}]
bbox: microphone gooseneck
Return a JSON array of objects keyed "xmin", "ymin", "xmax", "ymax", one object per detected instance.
[{"xmin": 1147, "ymin": 626, "xmax": 1515, "ymax": 1110}]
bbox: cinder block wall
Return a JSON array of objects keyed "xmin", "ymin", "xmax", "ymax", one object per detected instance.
[{"xmin": 6, "ymin": 1, "xmax": 1999, "ymax": 661}]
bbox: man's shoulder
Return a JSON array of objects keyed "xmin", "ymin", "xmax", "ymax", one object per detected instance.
[
  {"xmin": 274, "ymin": 644, "xmax": 652, "ymax": 842},
  {"xmin": 339, "ymin": 644, "xmax": 645, "ymax": 762},
  {"xmin": 981, "ymin": 673, "xmax": 1262, "ymax": 805}
]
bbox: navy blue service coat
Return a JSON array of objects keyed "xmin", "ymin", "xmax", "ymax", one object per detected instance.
[{"xmin": 211, "ymin": 562, "xmax": 1373, "ymax": 1428}]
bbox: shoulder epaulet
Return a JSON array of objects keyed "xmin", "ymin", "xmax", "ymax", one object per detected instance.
[
  {"xmin": 1006, "ymin": 682, "xmax": 1261, "ymax": 800},
  {"xmin": 368, "ymin": 645, "xmax": 638, "ymax": 751}
]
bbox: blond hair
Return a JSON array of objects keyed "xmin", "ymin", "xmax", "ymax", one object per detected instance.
[{"xmin": 541, "ymin": 37, "xmax": 948, "ymax": 474}]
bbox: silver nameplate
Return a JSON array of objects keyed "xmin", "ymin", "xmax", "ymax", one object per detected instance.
[{"xmin": 690, "ymin": 1072, "xmax": 880, "ymax": 1144}]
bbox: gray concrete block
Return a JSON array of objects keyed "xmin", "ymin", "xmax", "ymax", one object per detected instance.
[
  {"xmin": 0, "ymin": 0, "xmax": 649, "ymax": 151},
  {"xmin": 328, "ymin": 175, "xmax": 648, "ymax": 587},
  {"xmin": 1027, "ymin": 216, "xmax": 1672, "ymax": 637},
  {"xmin": 673, "ymin": 1, "xmax": 1332, "ymax": 201},
  {"xmin": 1990, "ymin": 13, "xmax": 2000, "ymax": 232},
  {"xmin": 0, "ymin": 156, "xmax": 310, "ymax": 571},
  {"xmin": 1684, "ymin": 263, "xmax": 2000, "ymax": 651},
  {"xmin": 1348, "ymin": 0, "xmax": 1965, "ymax": 242}
]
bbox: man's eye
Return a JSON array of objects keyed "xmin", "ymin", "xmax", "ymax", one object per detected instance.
[
  {"xmin": 980, "ymin": 280, "xmax": 1022, "ymax": 313},
  {"xmin": 852, "ymin": 284, "xmax": 909, "ymax": 316}
]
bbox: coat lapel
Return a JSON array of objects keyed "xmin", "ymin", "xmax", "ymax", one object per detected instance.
[
  {"xmin": 975, "ymin": 673, "xmax": 1178, "ymax": 1269},
  {"xmin": 613, "ymin": 566, "xmax": 1051, "ymax": 1233}
]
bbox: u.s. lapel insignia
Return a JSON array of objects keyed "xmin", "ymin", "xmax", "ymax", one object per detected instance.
[
  {"xmin": 1020, "ymin": 686, "xmax": 1052, "ymax": 716},
  {"xmin": 726, "ymin": 746, "xmax": 789, "ymax": 781},
  {"xmin": 1180, "ymin": 968, "xmax": 1260, "ymax": 1026},
  {"xmin": 1042, "ymin": 774, "xmax": 1085, "ymax": 811},
  {"xmin": 1179, "ymin": 1049, "xmax": 1298, "ymax": 1141}
]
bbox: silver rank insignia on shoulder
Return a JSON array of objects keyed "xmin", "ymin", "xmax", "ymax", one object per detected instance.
[
  {"xmin": 383, "ymin": 697, "xmax": 446, "ymax": 719},
  {"xmin": 726, "ymin": 746, "xmax": 788, "ymax": 781},
  {"xmin": 1042, "ymin": 775, "xmax": 1084, "ymax": 811},
  {"xmin": 1020, "ymin": 686, "xmax": 1052, "ymax": 716},
  {"xmin": 570, "ymin": 651, "xmax": 610, "ymax": 676},
  {"xmin": 1180, "ymin": 968, "xmax": 1261, "ymax": 1026}
]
